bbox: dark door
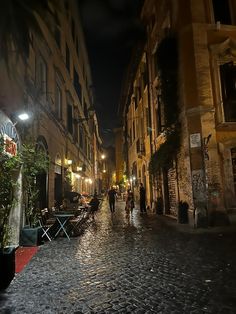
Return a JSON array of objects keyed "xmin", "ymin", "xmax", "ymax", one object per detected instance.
[
  {"xmin": 54, "ymin": 173, "xmax": 62, "ymax": 207},
  {"xmin": 36, "ymin": 171, "xmax": 48, "ymax": 209}
]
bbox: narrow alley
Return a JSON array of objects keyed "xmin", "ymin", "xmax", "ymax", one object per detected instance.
[{"xmin": 1, "ymin": 200, "xmax": 236, "ymax": 314}]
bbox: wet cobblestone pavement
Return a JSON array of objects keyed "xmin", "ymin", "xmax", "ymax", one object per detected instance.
[{"xmin": 1, "ymin": 200, "xmax": 236, "ymax": 314}]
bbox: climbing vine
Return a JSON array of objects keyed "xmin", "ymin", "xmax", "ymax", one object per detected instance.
[{"xmin": 149, "ymin": 33, "xmax": 181, "ymax": 176}]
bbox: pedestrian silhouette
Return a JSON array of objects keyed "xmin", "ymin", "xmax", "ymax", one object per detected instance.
[
  {"xmin": 139, "ymin": 183, "xmax": 146, "ymax": 213},
  {"xmin": 108, "ymin": 186, "xmax": 117, "ymax": 213}
]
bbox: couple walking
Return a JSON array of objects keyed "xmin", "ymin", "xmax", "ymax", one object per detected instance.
[
  {"xmin": 125, "ymin": 183, "xmax": 147, "ymax": 214},
  {"xmin": 108, "ymin": 183, "xmax": 147, "ymax": 214}
]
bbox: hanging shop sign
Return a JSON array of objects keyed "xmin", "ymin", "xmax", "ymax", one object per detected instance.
[{"xmin": 0, "ymin": 113, "xmax": 20, "ymax": 156}]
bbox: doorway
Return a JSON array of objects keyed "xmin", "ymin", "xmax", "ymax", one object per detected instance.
[{"xmin": 54, "ymin": 173, "xmax": 62, "ymax": 207}]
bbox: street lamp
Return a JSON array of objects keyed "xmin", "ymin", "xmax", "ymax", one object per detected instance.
[
  {"xmin": 18, "ymin": 112, "xmax": 30, "ymax": 121},
  {"xmin": 13, "ymin": 111, "xmax": 31, "ymax": 126}
]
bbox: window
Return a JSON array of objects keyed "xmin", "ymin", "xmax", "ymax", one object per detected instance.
[
  {"xmin": 84, "ymin": 137, "xmax": 87, "ymax": 155},
  {"xmin": 39, "ymin": 56, "xmax": 47, "ymax": 95},
  {"xmin": 79, "ymin": 126, "xmax": 83, "ymax": 149},
  {"xmin": 220, "ymin": 62, "xmax": 236, "ymax": 122},
  {"xmin": 55, "ymin": 27, "xmax": 61, "ymax": 48},
  {"xmin": 55, "ymin": 83, "xmax": 62, "ymax": 119},
  {"xmin": 84, "ymin": 104, "xmax": 88, "ymax": 120},
  {"xmin": 66, "ymin": 43, "xmax": 70, "ymax": 73},
  {"xmin": 67, "ymin": 104, "xmax": 73, "ymax": 134},
  {"xmin": 231, "ymin": 148, "xmax": 236, "ymax": 194},
  {"xmin": 71, "ymin": 18, "xmax": 75, "ymax": 41},
  {"xmin": 212, "ymin": 0, "xmax": 232, "ymax": 24},
  {"xmin": 133, "ymin": 121, "xmax": 136, "ymax": 140},
  {"xmin": 142, "ymin": 64, "xmax": 148, "ymax": 88},
  {"xmin": 136, "ymin": 86, "xmax": 141, "ymax": 104},
  {"xmin": 157, "ymin": 95, "xmax": 163, "ymax": 134},
  {"xmin": 76, "ymin": 37, "xmax": 79, "ymax": 58},
  {"xmin": 74, "ymin": 117, "xmax": 78, "ymax": 143},
  {"xmin": 73, "ymin": 67, "xmax": 81, "ymax": 101},
  {"xmin": 64, "ymin": 0, "xmax": 69, "ymax": 16}
]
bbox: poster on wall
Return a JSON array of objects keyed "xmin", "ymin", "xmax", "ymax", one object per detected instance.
[{"xmin": 190, "ymin": 133, "xmax": 201, "ymax": 148}]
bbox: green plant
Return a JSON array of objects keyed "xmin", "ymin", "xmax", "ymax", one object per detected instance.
[
  {"xmin": 20, "ymin": 143, "xmax": 49, "ymax": 227},
  {"xmin": 149, "ymin": 127, "xmax": 181, "ymax": 176},
  {"xmin": 0, "ymin": 138, "xmax": 20, "ymax": 249},
  {"xmin": 149, "ymin": 33, "xmax": 181, "ymax": 176}
]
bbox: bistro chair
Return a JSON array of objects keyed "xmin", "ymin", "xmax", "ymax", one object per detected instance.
[
  {"xmin": 38, "ymin": 208, "xmax": 55, "ymax": 241},
  {"xmin": 68, "ymin": 207, "xmax": 88, "ymax": 236}
]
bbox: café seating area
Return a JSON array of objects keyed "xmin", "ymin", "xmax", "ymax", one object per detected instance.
[{"xmin": 37, "ymin": 194, "xmax": 103, "ymax": 241}]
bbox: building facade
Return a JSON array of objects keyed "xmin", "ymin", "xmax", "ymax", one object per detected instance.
[
  {"xmin": 0, "ymin": 0, "xmax": 102, "ymax": 242},
  {"xmin": 120, "ymin": 0, "xmax": 236, "ymax": 226}
]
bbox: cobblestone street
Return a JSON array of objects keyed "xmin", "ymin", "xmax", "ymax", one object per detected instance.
[{"xmin": 1, "ymin": 200, "xmax": 236, "ymax": 314}]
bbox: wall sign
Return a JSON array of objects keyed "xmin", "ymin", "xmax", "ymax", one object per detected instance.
[
  {"xmin": 0, "ymin": 118, "xmax": 20, "ymax": 156},
  {"xmin": 190, "ymin": 133, "xmax": 201, "ymax": 148}
]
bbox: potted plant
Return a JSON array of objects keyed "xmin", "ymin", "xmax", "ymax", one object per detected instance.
[
  {"xmin": 0, "ymin": 138, "xmax": 20, "ymax": 290},
  {"xmin": 20, "ymin": 143, "xmax": 49, "ymax": 246}
]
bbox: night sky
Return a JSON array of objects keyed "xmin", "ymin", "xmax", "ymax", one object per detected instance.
[{"xmin": 78, "ymin": 0, "xmax": 144, "ymax": 146}]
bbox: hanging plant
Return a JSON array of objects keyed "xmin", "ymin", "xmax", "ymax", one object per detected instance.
[
  {"xmin": 20, "ymin": 143, "xmax": 49, "ymax": 227},
  {"xmin": 149, "ymin": 126, "xmax": 181, "ymax": 176},
  {"xmin": 0, "ymin": 138, "xmax": 21, "ymax": 249}
]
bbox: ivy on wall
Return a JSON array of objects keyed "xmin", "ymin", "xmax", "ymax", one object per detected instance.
[{"xmin": 149, "ymin": 33, "xmax": 180, "ymax": 176}]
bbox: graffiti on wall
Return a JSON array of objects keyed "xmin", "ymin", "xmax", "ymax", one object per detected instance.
[{"xmin": 192, "ymin": 169, "xmax": 206, "ymax": 202}]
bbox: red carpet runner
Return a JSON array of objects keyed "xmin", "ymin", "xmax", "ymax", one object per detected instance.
[{"xmin": 15, "ymin": 247, "xmax": 39, "ymax": 273}]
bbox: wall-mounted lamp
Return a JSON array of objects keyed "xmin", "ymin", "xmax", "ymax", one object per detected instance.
[
  {"xmin": 13, "ymin": 111, "xmax": 31, "ymax": 126},
  {"xmin": 65, "ymin": 159, "xmax": 72, "ymax": 166},
  {"xmin": 77, "ymin": 166, "xmax": 83, "ymax": 171},
  {"xmin": 18, "ymin": 112, "xmax": 30, "ymax": 121},
  {"xmin": 101, "ymin": 154, "xmax": 105, "ymax": 159},
  {"xmin": 103, "ymin": 169, "xmax": 106, "ymax": 173}
]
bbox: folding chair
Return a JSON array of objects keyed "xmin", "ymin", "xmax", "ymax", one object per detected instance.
[
  {"xmin": 68, "ymin": 208, "xmax": 88, "ymax": 236},
  {"xmin": 38, "ymin": 209, "xmax": 55, "ymax": 241}
]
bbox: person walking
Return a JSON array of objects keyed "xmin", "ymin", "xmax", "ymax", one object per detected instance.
[
  {"xmin": 139, "ymin": 183, "xmax": 146, "ymax": 213},
  {"xmin": 108, "ymin": 186, "xmax": 117, "ymax": 213},
  {"xmin": 125, "ymin": 189, "xmax": 134, "ymax": 214}
]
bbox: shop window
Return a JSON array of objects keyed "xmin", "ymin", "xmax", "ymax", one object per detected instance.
[{"xmin": 220, "ymin": 61, "xmax": 236, "ymax": 122}]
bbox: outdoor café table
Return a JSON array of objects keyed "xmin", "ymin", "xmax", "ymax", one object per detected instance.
[{"xmin": 54, "ymin": 213, "xmax": 74, "ymax": 240}]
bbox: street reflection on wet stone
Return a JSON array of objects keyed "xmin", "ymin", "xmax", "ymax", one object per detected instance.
[{"xmin": 1, "ymin": 199, "xmax": 236, "ymax": 314}]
